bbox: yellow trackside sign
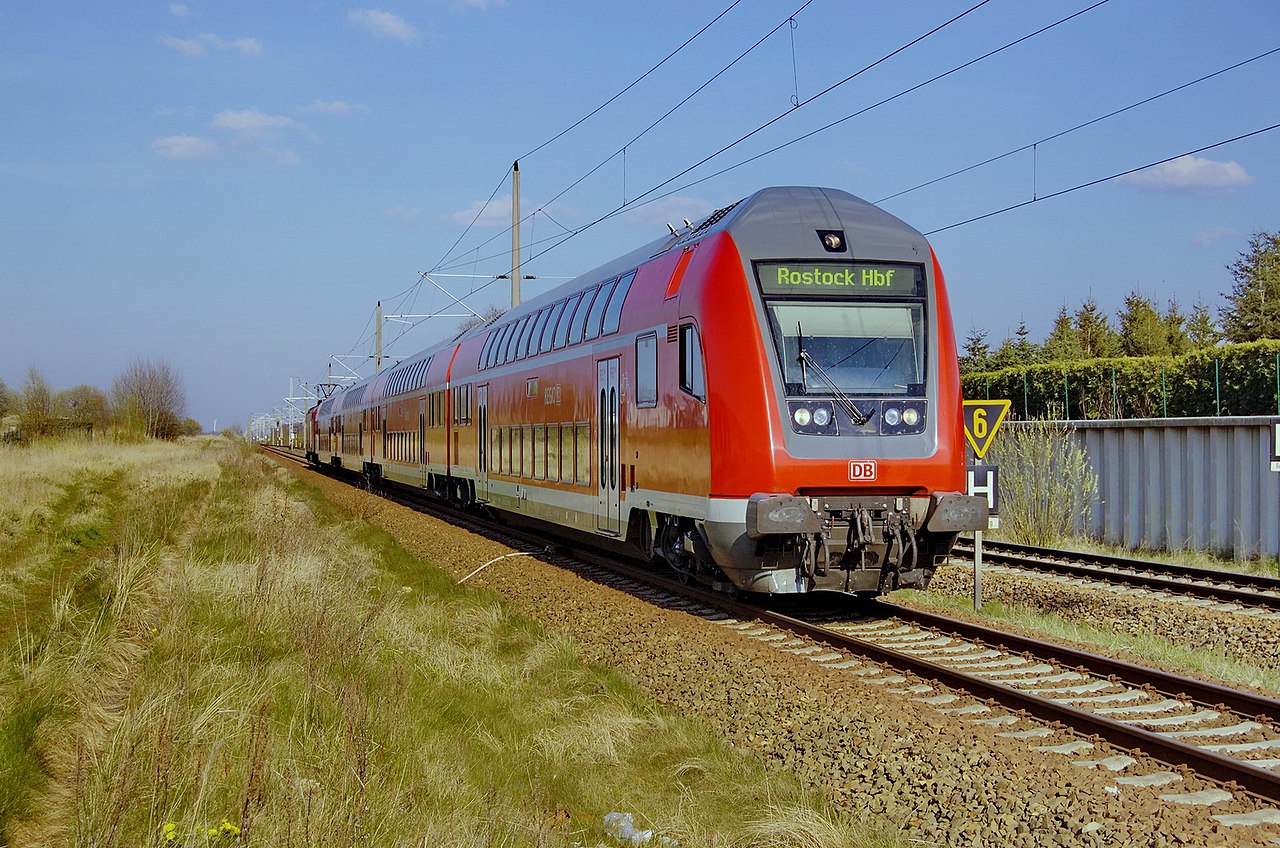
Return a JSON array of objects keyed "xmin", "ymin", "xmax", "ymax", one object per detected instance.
[{"xmin": 963, "ymin": 400, "xmax": 1011, "ymax": 459}]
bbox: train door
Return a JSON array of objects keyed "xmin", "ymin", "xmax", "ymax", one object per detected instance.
[
  {"xmin": 418, "ymin": 398, "xmax": 427, "ymax": 486},
  {"xmin": 596, "ymin": 358, "xmax": 620, "ymax": 535},
  {"xmin": 476, "ymin": 385, "xmax": 489, "ymax": 501}
]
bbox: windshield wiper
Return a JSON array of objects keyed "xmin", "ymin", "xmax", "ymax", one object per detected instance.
[{"xmin": 796, "ymin": 323, "xmax": 871, "ymax": 426}]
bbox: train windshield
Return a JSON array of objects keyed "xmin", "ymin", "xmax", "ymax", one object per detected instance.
[{"xmin": 766, "ymin": 302, "xmax": 925, "ymax": 396}]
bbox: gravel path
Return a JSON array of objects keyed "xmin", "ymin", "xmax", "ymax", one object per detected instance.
[{"xmin": 280, "ymin": 460, "xmax": 1280, "ymax": 847}]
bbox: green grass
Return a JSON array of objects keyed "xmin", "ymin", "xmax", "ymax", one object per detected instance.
[{"xmin": 0, "ymin": 437, "xmax": 902, "ymax": 848}]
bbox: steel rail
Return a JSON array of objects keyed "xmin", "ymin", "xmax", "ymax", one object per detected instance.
[
  {"xmin": 260, "ymin": 446, "xmax": 1280, "ymax": 803},
  {"xmin": 953, "ymin": 540, "xmax": 1280, "ymax": 611}
]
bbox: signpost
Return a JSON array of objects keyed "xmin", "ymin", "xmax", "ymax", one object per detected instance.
[{"xmin": 963, "ymin": 400, "xmax": 1011, "ymax": 611}]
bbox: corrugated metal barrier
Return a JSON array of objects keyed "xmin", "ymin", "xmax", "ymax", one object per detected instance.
[{"xmin": 1004, "ymin": 417, "xmax": 1280, "ymax": 559}]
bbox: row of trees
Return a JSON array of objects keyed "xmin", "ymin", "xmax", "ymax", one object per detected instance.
[
  {"xmin": 0, "ymin": 359, "xmax": 198, "ymax": 442},
  {"xmin": 961, "ymin": 230, "xmax": 1280, "ymax": 375}
]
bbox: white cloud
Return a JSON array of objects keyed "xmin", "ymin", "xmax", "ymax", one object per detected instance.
[
  {"xmin": 212, "ymin": 109, "xmax": 305, "ymax": 138},
  {"xmin": 347, "ymin": 9, "xmax": 420, "ymax": 43},
  {"xmin": 1193, "ymin": 226, "xmax": 1238, "ymax": 247},
  {"xmin": 1121, "ymin": 155, "xmax": 1254, "ymax": 191},
  {"xmin": 385, "ymin": 206, "xmax": 423, "ymax": 222},
  {"xmin": 159, "ymin": 32, "xmax": 262, "ymax": 57},
  {"xmin": 452, "ymin": 196, "xmax": 514, "ymax": 229},
  {"xmin": 152, "ymin": 134, "xmax": 218, "ymax": 159},
  {"xmin": 169, "ymin": 3, "xmax": 190, "ymax": 17},
  {"xmin": 297, "ymin": 100, "xmax": 368, "ymax": 116},
  {"xmin": 451, "ymin": 196, "xmax": 579, "ymax": 232}
]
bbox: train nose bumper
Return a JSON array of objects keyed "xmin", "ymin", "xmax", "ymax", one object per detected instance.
[{"xmin": 924, "ymin": 492, "xmax": 990, "ymax": 533}]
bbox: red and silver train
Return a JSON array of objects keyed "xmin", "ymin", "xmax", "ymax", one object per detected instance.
[{"xmin": 304, "ymin": 186, "xmax": 986, "ymax": 595}]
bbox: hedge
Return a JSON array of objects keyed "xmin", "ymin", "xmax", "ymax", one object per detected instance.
[{"xmin": 962, "ymin": 340, "xmax": 1280, "ymax": 420}]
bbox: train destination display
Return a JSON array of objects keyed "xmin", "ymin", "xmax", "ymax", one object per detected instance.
[{"xmin": 756, "ymin": 261, "xmax": 920, "ymax": 296}]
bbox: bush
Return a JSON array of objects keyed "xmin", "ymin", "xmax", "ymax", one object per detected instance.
[
  {"xmin": 964, "ymin": 339, "xmax": 1280, "ymax": 419},
  {"xmin": 987, "ymin": 419, "xmax": 1097, "ymax": 547}
]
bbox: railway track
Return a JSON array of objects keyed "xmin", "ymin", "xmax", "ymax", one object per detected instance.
[
  {"xmin": 261, "ymin": 445, "xmax": 1280, "ymax": 827},
  {"xmin": 954, "ymin": 537, "xmax": 1280, "ymax": 616}
]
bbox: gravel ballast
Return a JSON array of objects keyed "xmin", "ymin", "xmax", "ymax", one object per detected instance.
[{"xmin": 279, "ymin": 459, "xmax": 1280, "ymax": 847}]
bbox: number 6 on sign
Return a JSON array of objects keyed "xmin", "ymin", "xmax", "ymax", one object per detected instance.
[{"xmin": 962, "ymin": 400, "xmax": 1011, "ymax": 459}]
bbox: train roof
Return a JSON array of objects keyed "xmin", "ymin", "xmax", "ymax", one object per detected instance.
[{"xmin": 322, "ymin": 186, "xmax": 926, "ymax": 404}]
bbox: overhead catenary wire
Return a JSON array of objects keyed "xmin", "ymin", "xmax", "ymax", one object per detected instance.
[
  {"xmin": 923, "ymin": 122, "xmax": 1280, "ymax": 235},
  {"xmin": 433, "ymin": 0, "xmax": 820, "ymax": 276},
  {"xmin": 429, "ymin": 0, "xmax": 1109, "ymax": 280},
  {"xmin": 876, "ymin": 44, "xmax": 1280, "ymax": 204}
]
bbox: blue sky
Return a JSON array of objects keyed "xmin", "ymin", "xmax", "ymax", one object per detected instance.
[{"xmin": 2, "ymin": 1, "xmax": 1277, "ymax": 431}]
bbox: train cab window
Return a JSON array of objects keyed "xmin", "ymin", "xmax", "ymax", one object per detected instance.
[
  {"xmin": 679, "ymin": 323, "xmax": 706, "ymax": 400},
  {"xmin": 601, "ymin": 271, "xmax": 635, "ymax": 336},
  {"xmin": 567, "ymin": 287, "xmax": 598, "ymax": 346},
  {"xmin": 582, "ymin": 278, "xmax": 618, "ymax": 343},
  {"xmin": 540, "ymin": 299, "xmax": 567, "ymax": 353},
  {"xmin": 769, "ymin": 303, "xmax": 925, "ymax": 396},
  {"xmin": 555, "ymin": 293, "xmax": 584, "ymax": 349},
  {"xmin": 636, "ymin": 333, "xmax": 658, "ymax": 408}
]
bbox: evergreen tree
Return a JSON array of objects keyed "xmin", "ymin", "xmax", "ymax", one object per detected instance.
[
  {"xmin": 1163, "ymin": 297, "xmax": 1192, "ymax": 356},
  {"xmin": 1117, "ymin": 291, "xmax": 1170, "ymax": 357},
  {"xmin": 1222, "ymin": 230, "xmax": 1280, "ymax": 342},
  {"xmin": 1187, "ymin": 299, "xmax": 1223, "ymax": 349},
  {"xmin": 1043, "ymin": 306, "xmax": 1083, "ymax": 362},
  {"xmin": 1012, "ymin": 318, "xmax": 1042, "ymax": 365},
  {"xmin": 959, "ymin": 326, "xmax": 991, "ymax": 374},
  {"xmin": 1075, "ymin": 297, "xmax": 1120, "ymax": 358},
  {"xmin": 987, "ymin": 337, "xmax": 1023, "ymax": 371}
]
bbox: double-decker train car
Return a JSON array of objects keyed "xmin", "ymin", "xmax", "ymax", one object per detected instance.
[{"xmin": 307, "ymin": 186, "xmax": 987, "ymax": 595}]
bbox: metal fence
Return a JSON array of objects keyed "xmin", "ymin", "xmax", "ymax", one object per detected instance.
[{"xmin": 1005, "ymin": 416, "xmax": 1280, "ymax": 560}]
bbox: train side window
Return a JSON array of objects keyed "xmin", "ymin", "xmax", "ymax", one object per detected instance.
[
  {"xmin": 573, "ymin": 423, "xmax": 589, "ymax": 485},
  {"xmin": 540, "ymin": 299, "xmax": 567, "ymax": 353},
  {"xmin": 636, "ymin": 332, "xmax": 658, "ymax": 408},
  {"xmin": 546, "ymin": 423, "xmax": 560, "ymax": 482},
  {"xmin": 601, "ymin": 271, "xmax": 635, "ymax": 336},
  {"xmin": 582, "ymin": 278, "xmax": 617, "ymax": 343},
  {"xmin": 679, "ymin": 323, "xmax": 706, "ymax": 400},
  {"xmin": 555, "ymin": 293, "xmax": 584, "ymax": 349},
  {"xmin": 510, "ymin": 316, "xmax": 533, "ymax": 362},
  {"xmin": 568, "ymin": 287, "xmax": 599, "ymax": 346},
  {"xmin": 523, "ymin": 308, "xmax": 550, "ymax": 359},
  {"xmin": 488, "ymin": 324, "xmax": 509, "ymax": 366},
  {"xmin": 560, "ymin": 424, "xmax": 574, "ymax": 483},
  {"xmin": 479, "ymin": 332, "xmax": 496, "ymax": 368}
]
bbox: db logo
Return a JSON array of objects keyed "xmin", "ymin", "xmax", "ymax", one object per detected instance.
[{"xmin": 848, "ymin": 460, "xmax": 877, "ymax": 481}]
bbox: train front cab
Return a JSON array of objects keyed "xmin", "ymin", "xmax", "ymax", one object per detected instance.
[{"xmin": 676, "ymin": 189, "xmax": 987, "ymax": 595}]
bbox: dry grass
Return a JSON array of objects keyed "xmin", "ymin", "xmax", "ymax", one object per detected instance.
[{"xmin": 0, "ymin": 438, "xmax": 899, "ymax": 848}]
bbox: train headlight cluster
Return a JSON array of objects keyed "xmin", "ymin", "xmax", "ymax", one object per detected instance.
[
  {"xmin": 788, "ymin": 401, "xmax": 838, "ymax": 435},
  {"xmin": 880, "ymin": 401, "xmax": 927, "ymax": 435}
]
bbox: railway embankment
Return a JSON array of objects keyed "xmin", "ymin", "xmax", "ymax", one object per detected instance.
[
  {"xmin": 281, "ymin": 452, "xmax": 1280, "ymax": 847},
  {"xmin": 0, "ymin": 437, "xmax": 883, "ymax": 848}
]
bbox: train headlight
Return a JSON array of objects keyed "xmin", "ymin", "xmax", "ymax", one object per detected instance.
[
  {"xmin": 902, "ymin": 407, "xmax": 920, "ymax": 426},
  {"xmin": 793, "ymin": 407, "xmax": 812, "ymax": 427},
  {"xmin": 883, "ymin": 406, "xmax": 902, "ymax": 427},
  {"xmin": 812, "ymin": 406, "xmax": 831, "ymax": 427}
]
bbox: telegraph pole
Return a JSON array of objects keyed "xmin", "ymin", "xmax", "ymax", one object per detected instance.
[
  {"xmin": 375, "ymin": 300, "xmax": 383, "ymax": 372},
  {"xmin": 511, "ymin": 160, "xmax": 521, "ymax": 307}
]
